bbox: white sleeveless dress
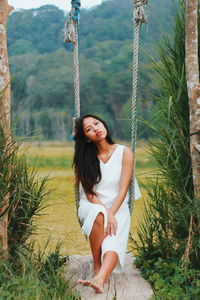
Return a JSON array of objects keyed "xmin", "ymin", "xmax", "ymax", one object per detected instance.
[{"xmin": 78, "ymin": 144, "xmax": 141, "ymax": 273}]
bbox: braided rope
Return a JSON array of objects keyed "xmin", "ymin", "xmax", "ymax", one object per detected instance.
[
  {"xmin": 129, "ymin": 0, "xmax": 147, "ymax": 214},
  {"xmin": 73, "ymin": 23, "xmax": 81, "ymax": 217},
  {"xmin": 64, "ymin": 1, "xmax": 81, "ymax": 43},
  {"xmin": 64, "ymin": 1, "xmax": 81, "ymax": 219},
  {"xmin": 73, "ymin": 24, "xmax": 81, "ymax": 120},
  {"xmin": 65, "ymin": 0, "xmax": 147, "ymax": 216}
]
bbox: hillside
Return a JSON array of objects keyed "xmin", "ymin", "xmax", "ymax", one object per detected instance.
[{"xmin": 7, "ymin": 0, "xmax": 173, "ymax": 140}]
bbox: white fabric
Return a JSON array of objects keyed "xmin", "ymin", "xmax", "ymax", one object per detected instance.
[{"xmin": 78, "ymin": 144, "xmax": 141, "ymax": 272}]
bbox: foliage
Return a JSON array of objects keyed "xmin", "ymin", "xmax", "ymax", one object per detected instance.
[
  {"xmin": 7, "ymin": 5, "xmax": 64, "ymax": 54},
  {"xmin": 0, "ymin": 90, "xmax": 49, "ymax": 257},
  {"xmin": 133, "ymin": 0, "xmax": 199, "ymax": 266},
  {"xmin": 7, "ymin": 0, "xmax": 173, "ymax": 140},
  {"xmin": 131, "ymin": 0, "xmax": 200, "ymax": 298},
  {"xmin": 7, "ymin": 153, "xmax": 50, "ymax": 256},
  {"xmin": 0, "ymin": 246, "xmax": 80, "ymax": 299},
  {"xmin": 0, "ymin": 90, "xmax": 78, "ymax": 298},
  {"xmin": 134, "ymin": 256, "xmax": 200, "ymax": 300}
]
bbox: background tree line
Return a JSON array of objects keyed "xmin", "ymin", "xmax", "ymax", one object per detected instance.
[{"xmin": 8, "ymin": 0, "xmax": 173, "ymax": 140}]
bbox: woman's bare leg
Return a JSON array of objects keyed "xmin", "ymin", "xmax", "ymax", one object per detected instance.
[
  {"xmin": 79, "ymin": 251, "xmax": 118, "ymax": 293},
  {"xmin": 89, "ymin": 212, "xmax": 105, "ymax": 276},
  {"xmin": 96, "ymin": 251, "xmax": 118, "ymax": 281}
]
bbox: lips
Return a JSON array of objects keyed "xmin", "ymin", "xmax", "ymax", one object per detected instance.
[{"xmin": 96, "ymin": 131, "xmax": 103, "ymax": 137}]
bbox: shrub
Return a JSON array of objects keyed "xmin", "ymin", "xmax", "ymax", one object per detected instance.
[{"xmin": 131, "ymin": 1, "xmax": 200, "ymax": 298}]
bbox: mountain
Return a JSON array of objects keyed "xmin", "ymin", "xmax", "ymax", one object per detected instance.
[{"xmin": 7, "ymin": 0, "xmax": 173, "ymax": 140}]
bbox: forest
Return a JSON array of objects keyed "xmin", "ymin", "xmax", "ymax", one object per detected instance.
[{"xmin": 7, "ymin": 0, "xmax": 173, "ymax": 140}]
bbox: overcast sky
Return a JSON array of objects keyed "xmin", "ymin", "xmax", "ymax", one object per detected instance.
[{"xmin": 8, "ymin": 0, "xmax": 103, "ymax": 11}]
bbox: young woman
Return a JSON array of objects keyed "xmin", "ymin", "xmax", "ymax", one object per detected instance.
[{"xmin": 73, "ymin": 114, "xmax": 141, "ymax": 293}]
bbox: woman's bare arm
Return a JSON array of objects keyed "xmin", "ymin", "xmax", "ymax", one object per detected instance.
[
  {"xmin": 84, "ymin": 147, "xmax": 133, "ymax": 235},
  {"xmin": 109, "ymin": 147, "xmax": 133, "ymax": 216},
  {"xmin": 85, "ymin": 191, "xmax": 118, "ymax": 236}
]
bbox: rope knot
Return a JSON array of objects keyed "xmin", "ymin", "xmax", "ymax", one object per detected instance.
[
  {"xmin": 64, "ymin": 0, "xmax": 81, "ymax": 43},
  {"xmin": 134, "ymin": 0, "xmax": 148, "ymax": 23},
  {"xmin": 71, "ymin": 0, "xmax": 81, "ymax": 21},
  {"xmin": 70, "ymin": 117, "xmax": 79, "ymax": 138}
]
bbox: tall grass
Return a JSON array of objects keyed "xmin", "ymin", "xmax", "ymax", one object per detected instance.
[
  {"xmin": 0, "ymin": 125, "xmax": 50, "ymax": 257},
  {"xmin": 0, "ymin": 245, "xmax": 80, "ymax": 299},
  {"xmin": 131, "ymin": 1, "xmax": 200, "ymax": 298},
  {"xmin": 0, "ymin": 90, "xmax": 79, "ymax": 298}
]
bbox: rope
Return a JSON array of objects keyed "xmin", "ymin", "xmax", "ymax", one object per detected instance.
[
  {"xmin": 134, "ymin": 0, "xmax": 148, "ymax": 23},
  {"xmin": 64, "ymin": 1, "xmax": 81, "ymax": 122},
  {"xmin": 64, "ymin": 0, "xmax": 147, "ymax": 216},
  {"xmin": 129, "ymin": 0, "xmax": 147, "ymax": 213},
  {"xmin": 64, "ymin": 1, "xmax": 81, "ymax": 43},
  {"xmin": 64, "ymin": 0, "xmax": 81, "ymax": 221}
]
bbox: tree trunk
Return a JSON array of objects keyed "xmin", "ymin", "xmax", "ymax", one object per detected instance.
[
  {"xmin": 0, "ymin": 0, "xmax": 13, "ymax": 258},
  {"xmin": 185, "ymin": 0, "xmax": 200, "ymax": 203}
]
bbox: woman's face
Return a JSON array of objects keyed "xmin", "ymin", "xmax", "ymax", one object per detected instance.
[{"xmin": 82, "ymin": 117, "xmax": 107, "ymax": 142}]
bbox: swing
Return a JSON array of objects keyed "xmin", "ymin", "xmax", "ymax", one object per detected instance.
[{"xmin": 64, "ymin": 0, "xmax": 148, "ymax": 216}]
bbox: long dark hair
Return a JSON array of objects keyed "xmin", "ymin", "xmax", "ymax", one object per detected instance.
[{"xmin": 73, "ymin": 114, "xmax": 114, "ymax": 195}]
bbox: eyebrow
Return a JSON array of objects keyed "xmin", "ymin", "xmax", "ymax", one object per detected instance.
[
  {"xmin": 84, "ymin": 120, "xmax": 98, "ymax": 130},
  {"xmin": 84, "ymin": 124, "xmax": 92, "ymax": 131}
]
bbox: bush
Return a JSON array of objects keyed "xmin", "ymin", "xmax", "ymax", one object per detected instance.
[
  {"xmin": 134, "ymin": 256, "xmax": 200, "ymax": 300},
  {"xmin": 0, "ymin": 246, "xmax": 80, "ymax": 300},
  {"xmin": 0, "ymin": 89, "xmax": 79, "ymax": 298},
  {"xmin": 131, "ymin": 1, "xmax": 200, "ymax": 299}
]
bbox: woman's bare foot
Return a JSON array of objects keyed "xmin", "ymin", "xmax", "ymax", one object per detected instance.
[
  {"xmin": 93, "ymin": 273, "xmax": 108, "ymax": 283},
  {"xmin": 93, "ymin": 266, "xmax": 108, "ymax": 283},
  {"xmin": 78, "ymin": 276, "xmax": 104, "ymax": 293},
  {"xmin": 93, "ymin": 265, "xmax": 101, "ymax": 277}
]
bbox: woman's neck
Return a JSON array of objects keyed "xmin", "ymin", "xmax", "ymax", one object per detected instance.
[{"xmin": 96, "ymin": 140, "xmax": 116, "ymax": 155}]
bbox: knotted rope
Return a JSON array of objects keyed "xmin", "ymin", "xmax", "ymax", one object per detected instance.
[
  {"xmin": 64, "ymin": 1, "xmax": 81, "ymax": 43},
  {"xmin": 64, "ymin": 0, "xmax": 81, "ymax": 134},
  {"xmin": 129, "ymin": 0, "xmax": 147, "ymax": 213},
  {"xmin": 64, "ymin": 0, "xmax": 81, "ymax": 122},
  {"xmin": 64, "ymin": 0, "xmax": 147, "ymax": 216},
  {"xmin": 64, "ymin": 1, "xmax": 81, "ymax": 218}
]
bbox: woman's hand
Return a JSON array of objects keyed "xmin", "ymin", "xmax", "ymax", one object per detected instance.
[{"xmin": 105, "ymin": 210, "xmax": 118, "ymax": 236}]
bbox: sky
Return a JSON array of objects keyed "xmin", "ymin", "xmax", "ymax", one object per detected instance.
[{"xmin": 8, "ymin": 0, "xmax": 103, "ymax": 11}]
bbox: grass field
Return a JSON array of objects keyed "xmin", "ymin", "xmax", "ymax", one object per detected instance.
[{"xmin": 21, "ymin": 141, "xmax": 156, "ymax": 256}]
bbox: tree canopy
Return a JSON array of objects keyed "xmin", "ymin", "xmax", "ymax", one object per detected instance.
[{"xmin": 8, "ymin": 0, "xmax": 173, "ymax": 140}]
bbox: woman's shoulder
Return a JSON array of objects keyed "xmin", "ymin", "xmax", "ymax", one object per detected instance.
[
  {"xmin": 120, "ymin": 145, "xmax": 134, "ymax": 161},
  {"xmin": 117, "ymin": 144, "xmax": 133, "ymax": 153}
]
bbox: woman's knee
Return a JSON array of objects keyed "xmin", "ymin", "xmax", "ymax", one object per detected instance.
[{"xmin": 94, "ymin": 212, "xmax": 104, "ymax": 227}]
